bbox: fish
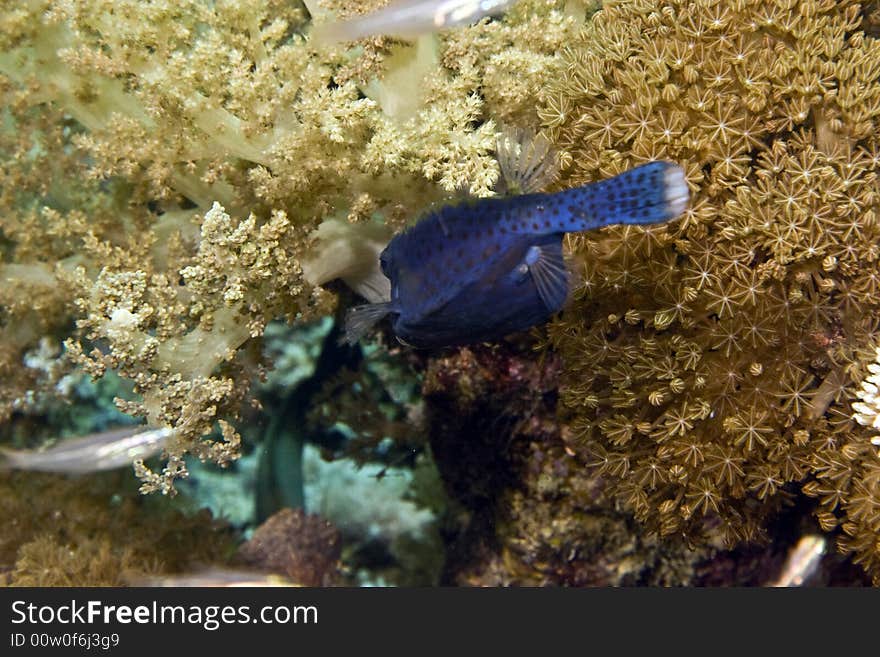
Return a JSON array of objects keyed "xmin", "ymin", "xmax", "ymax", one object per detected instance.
[
  {"xmin": 131, "ymin": 568, "xmax": 298, "ymax": 587},
  {"xmin": 0, "ymin": 425, "xmax": 172, "ymax": 474},
  {"xmin": 312, "ymin": 0, "xmax": 517, "ymax": 43},
  {"xmin": 770, "ymin": 535, "xmax": 826, "ymax": 587},
  {"xmin": 344, "ymin": 160, "xmax": 690, "ymax": 348}
]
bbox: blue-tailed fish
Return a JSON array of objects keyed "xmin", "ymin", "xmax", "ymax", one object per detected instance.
[
  {"xmin": 312, "ymin": 0, "xmax": 517, "ymax": 43},
  {"xmin": 0, "ymin": 425, "xmax": 171, "ymax": 474},
  {"xmin": 344, "ymin": 160, "xmax": 690, "ymax": 348}
]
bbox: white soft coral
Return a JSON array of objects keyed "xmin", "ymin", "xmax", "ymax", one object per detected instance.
[{"xmin": 852, "ymin": 346, "xmax": 880, "ymax": 452}]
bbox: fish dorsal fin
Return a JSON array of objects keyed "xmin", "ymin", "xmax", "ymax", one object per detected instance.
[
  {"xmin": 525, "ymin": 242, "xmax": 569, "ymax": 313},
  {"xmin": 496, "ymin": 127, "xmax": 559, "ymax": 195},
  {"xmin": 342, "ymin": 302, "xmax": 395, "ymax": 345}
]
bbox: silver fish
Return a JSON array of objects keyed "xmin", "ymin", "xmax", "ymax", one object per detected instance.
[
  {"xmin": 770, "ymin": 535, "xmax": 826, "ymax": 587},
  {"xmin": 132, "ymin": 568, "xmax": 298, "ymax": 587},
  {"xmin": 0, "ymin": 425, "xmax": 172, "ymax": 474},
  {"xmin": 313, "ymin": 0, "xmax": 517, "ymax": 43}
]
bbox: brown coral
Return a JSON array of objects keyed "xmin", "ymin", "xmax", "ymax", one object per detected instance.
[
  {"xmin": 422, "ymin": 340, "xmax": 714, "ymax": 586},
  {"xmin": 237, "ymin": 507, "xmax": 342, "ymax": 586},
  {"xmin": 538, "ymin": 0, "xmax": 880, "ymax": 580}
]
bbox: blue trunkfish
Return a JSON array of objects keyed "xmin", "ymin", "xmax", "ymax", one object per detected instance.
[{"xmin": 344, "ymin": 160, "xmax": 690, "ymax": 348}]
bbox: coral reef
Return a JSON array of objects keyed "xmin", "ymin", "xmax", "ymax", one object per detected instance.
[
  {"xmin": 0, "ymin": 0, "xmax": 578, "ymax": 492},
  {"xmin": 237, "ymin": 507, "xmax": 342, "ymax": 585},
  {"xmin": 538, "ymin": 0, "xmax": 880, "ymax": 580},
  {"xmin": 3, "ymin": 0, "xmax": 880, "ymax": 586},
  {"xmin": 302, "ymin": 444, "xmax": 446, "ymax": 586},
  {"xmin": 423, "ymin": 340, "xmax": 710, "ymax": 585},
  {"xmin": 0, "ymin": 470, "xmax": 237, "ymax": 586},
  {"xmin": 180, "ymin": 316, "xmax": 445, "ymax": 586},
  {"xmin": 422, "ymin": 340, "xmax": 873, "ymax": 585}
]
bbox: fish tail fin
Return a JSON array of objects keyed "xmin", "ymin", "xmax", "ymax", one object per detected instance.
[
  {"xmin": 554, "ymin": 161, "xmax": 689, "ymax": 231},
  {"xmin": 341, "ymin": 302, "xmax": 395, "ymax": 345}
]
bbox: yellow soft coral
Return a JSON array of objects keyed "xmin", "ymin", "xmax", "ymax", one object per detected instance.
[{"xmin": 0, "ymin": 0, "xmax": 576, "ymax": 492}]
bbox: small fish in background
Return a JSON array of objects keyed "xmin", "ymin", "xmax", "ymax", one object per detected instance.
[
  {"xmin": 770, "ymin": 535, "xmax": 826, "ymax": 587},
  {"xmin": 131, "ymin": 568, "xmax": 298, "ymax": 587},
  {"xmin": 312, "ymin": 0, "xmax": 518, "ymax": 43},
  {"xmin": 344, "ymin": 134, "xmax": 690, "ymax": 348},
  {"xmin": 0, "ymin": 425, "xmax": 172, "ymax": 474}
]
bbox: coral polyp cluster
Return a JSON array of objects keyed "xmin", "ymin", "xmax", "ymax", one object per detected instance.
[{"xmin": 541, "ymin": 0, "xmax": 880, "ymax": 579}]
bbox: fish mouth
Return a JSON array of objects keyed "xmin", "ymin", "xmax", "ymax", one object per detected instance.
[{"xmin": 663, "ymin": 165, "xmax": 690, "ymax": 218}]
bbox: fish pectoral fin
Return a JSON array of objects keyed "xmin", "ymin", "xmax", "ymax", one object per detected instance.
[
  {"xmin": 525, "ymin": 243, "xmax": 569, "ymax": 313},
  {"xmin": 342, "ymin": 302, "xmax": 395, "ymax": 345}
]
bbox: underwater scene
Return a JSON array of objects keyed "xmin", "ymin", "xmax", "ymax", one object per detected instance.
[{"xmin": 1, "ymin": 0, "xmax": 880, "ymax": 587}]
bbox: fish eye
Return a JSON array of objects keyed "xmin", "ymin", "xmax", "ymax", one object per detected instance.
[{"xmin": 379, "ymin": 250, "xmax": 391, "ymax": 276}]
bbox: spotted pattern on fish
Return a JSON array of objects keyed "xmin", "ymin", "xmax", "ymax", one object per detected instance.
[{"xmin": 345, "ymin": 161, "xmax": 689, "ymax": 348}]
